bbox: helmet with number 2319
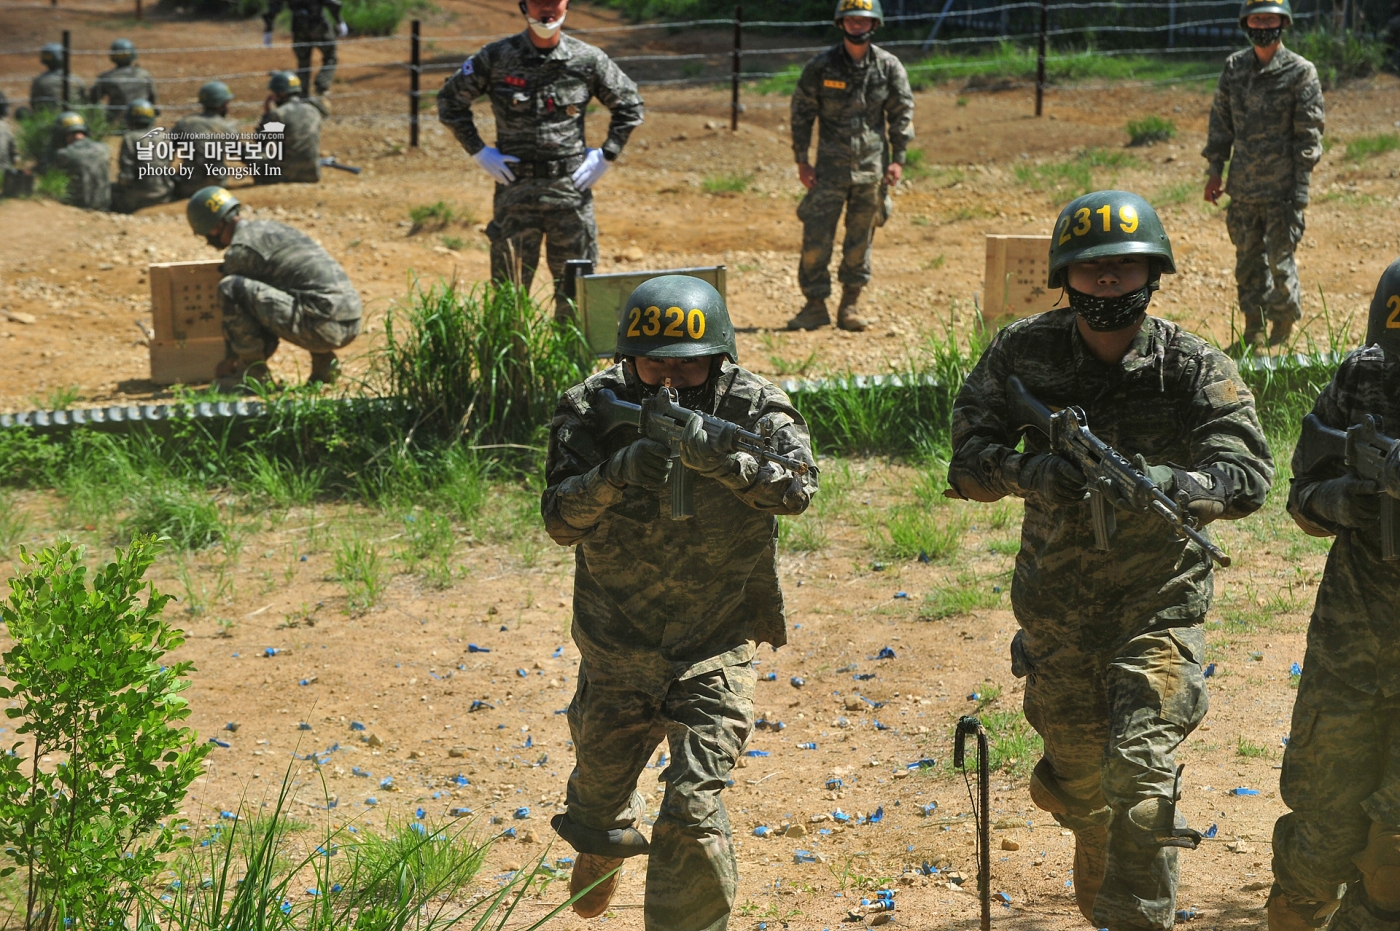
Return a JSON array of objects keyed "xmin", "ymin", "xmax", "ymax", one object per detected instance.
[{"xmin": 1047, "ymin": 189, "xmax": 1175, "ymax": 290}]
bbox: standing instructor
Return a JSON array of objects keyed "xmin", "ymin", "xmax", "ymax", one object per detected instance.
[{"xmin": 439, "ymin": 0, "xmax": 644, "ymax": 322}]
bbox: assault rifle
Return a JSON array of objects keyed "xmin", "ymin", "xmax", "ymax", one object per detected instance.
[
  {"xmin": 1296, "ymin": 413, "xmax": 1399, "ymax": 560},
  {"xmin": 594, "ymin": 385, "xmax": 814, "ymax": 521},
  {"xmin": 1006, "ymin": 375, "xmax": 1232, "ymax": 567},
  {"xmin": 318, "ymin": 156, "xmax": 362, "ymax": 174}
]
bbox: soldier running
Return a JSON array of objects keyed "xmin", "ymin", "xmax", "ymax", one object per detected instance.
[
  {"xmin": 89, "ymin": 39, "xmax": 158, "ymax": 121},
  {"xmin": 262, "ymin": 0, "xmax": 346, "ymax": 98},
  {"xmin": 439, "ymin": 0, "xmax": 644, "ymax": 322},
  {"xmin": 113, "ymin": 99, "xmax": 174, "ymax": 214},
  {"xmin": 1202, "ymin": 0, "xmax": 1324, "ymax": 352},
  {"xmin": 255, "ymin": 71, "xmax": 327, "ymax": 184},
  {"xmin": 543, "ymin": 275, "xmax": 818, "ymax": 929},
  {"xmin": 1268, "ymin": 261, "xmax": 1400, "ymax": 931},
  {"xmin": 30, "ymin": 43, "xmax": 86, "ymax": 114},
  {"xmin": 186, "ymin": 187, "xmax": 362, "ymax": 390},
  {"xmin": 172, "ymin": 81, "xmax": 239, "ymax": 200},
  {"xmin": 52, "ymin": 111, "xmax": 110, "ymax": 211},
  {"xmin": 787, "ymin": 0, "xmax": 913, "ymax": 333},
  {"xmin": 947, "ymin": 190, "xmax": 1274, "ymax": 931}
]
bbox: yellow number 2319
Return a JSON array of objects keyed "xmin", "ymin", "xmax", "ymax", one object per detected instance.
[{"xmin": 1058, "ymin": 204, "xmax": 1140, "ymax": 245}]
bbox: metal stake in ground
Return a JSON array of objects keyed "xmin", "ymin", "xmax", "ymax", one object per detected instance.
[
  {"xmin": 62, "ymin": 30, "xmax": 71, "ymax": 106},
  {"xmin": 955, "ymin": 715, "xmax": 991, "ymax": 931},
  {"xmin": 1035, "ymin": 0, "xmax": 1047, "ymax": 116},
  {"xmin": 410, "ymin": 20, "xmax": 421, "ymax": 148},
  {"xmin": 730, "ymin": 5, "xmax": 743, "ymax": 131}
]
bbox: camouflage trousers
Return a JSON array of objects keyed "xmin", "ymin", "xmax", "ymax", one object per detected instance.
[
  {"xmin": 1017, "ymin": 625, "xmax": 1209, "ymax": 931},
  {"xmin": 293, "ymin": 30, "xmax": 337, "ymax": 96},
  {"xmin": 218, "ymin": 275, "xmax": 360, "ymax": 362},
  {"xmin": 565, "ymin": 658, "xmax": 754, "ymax": 931},
  {"xmin": 112, "ymin": 180, "xmax": 172, "ymax": 214},
  {"xmin": 1272, "ymin": 653, "xmax": 1400, "ymax": 911},
  {"xmin": 1227, "ymin": 200, "xmax": 1306, "ymax": 326},
  {"xmin": 796, "ymin": 180, "xmax": 880, "ymax": 300},
  {"xmin": 487, "ymin": 177, "xmax": 597, "ymax": 321}
]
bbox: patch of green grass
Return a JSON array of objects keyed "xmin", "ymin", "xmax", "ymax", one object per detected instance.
[
  {"xmin": 1212, "ymin": 581, "xmax": 1303, "ymax": 634},
  {"xmin": 1291, "ymin": 24, "xmax": 1386, "ymax": 87},
  {"xmin": 408, "ymin": 200, "xmax": 461, "ymax": 233},
  {"xmin": 924, "ymin": 254, "xmax": 946, "ymax": 270},
  {"xmin": 0, "ymin": 491, "xmax": 30, "ymax": 558},
  {"xmin": 1236, "ymin": 736, "xmax": 1268, "ymax": 759},
  {"xmin": 398, "ymin": 510, "xmax": 455, "ymax": 588},
  {"xmin": 1126, "ymin": 115, "xmax": 1176, "ymax": 146},
  {"xmin": 904, "ymin": 147, "xmax": 930, "ymax": 178},
  {"xmin": 36, "ymin": 168, "xmax": 69, "ymax": 202},
  {"xmin": 1014, "ymin": 148, "xmax": 1141, "ymax": 200},
  {"xmin": 241, "ymin": 451, "xmax": 326, "ymax": 508},
  {"xmin": 1155, "ymin": 180, "xmax": 1197, "ymax": 205},
  {"xmin": 701, "ymin": 173, "xmax": 752, "ymax": 195},
  {"xmin": 440, "ymin": 234, "xmax": 466, "ymax": 251},
  {"xmin": 986, "ymin": 537, "xmax": 1019, "ymax": 555},
  {"xmin": 119, "ymin": 480, "xmax": 224, "ymax": 550},
  {"xmin": 779, "ymin": 515, "xmax": 829, "ymax": 553},
  {"xmin": 334, "ymin": 532, "xmax": 385, "ymax": 612},
  {"xmin": 920, "ymin": 579, "xmax": 1003, "ymax": 619},
  {"xmin": 29, "ymin": 384, "xmax": 81, "ymax": 410},
  {"xmin": 981, "ymin": 707, "xmax": 1042, "ymax": 775},
  {"xmin": 767, "ymin": 350, "xmax": 821, "ymax": 377},
  {"xmin": 1344, "ymin": 133, "xmax": 1400, "ymax": 162},
  {"xmin": 870, "ymin": 506, "xmax": 965, "ymax": 561}
]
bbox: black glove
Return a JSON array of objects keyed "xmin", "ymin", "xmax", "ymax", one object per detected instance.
[
  {"xmin": 1133, "ymin": 455, "xmax": 1228, "ymax": 524},
  {"xmin": 1018, "ymin": 452, "xmax": 1088, "ymax": 506},
  {"xmin": 604, "ymin": 438, "xmax": 672, "ymax": 490},
  {"xmin": 679, "ymin": 412, "xmax": 737, "ymax": 476},
  {"xmin": 1306, "ymin": 475, "xmax": 1383, "ymax": 529}
]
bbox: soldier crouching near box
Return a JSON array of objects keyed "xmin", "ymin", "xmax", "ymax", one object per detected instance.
[
  {"xmin": 185, "ymin": 186, "xmax": 361, "ymax": 390},
  {"xmin": 541, "ymin": 276, "xmax": 818, "ymax": 929}
]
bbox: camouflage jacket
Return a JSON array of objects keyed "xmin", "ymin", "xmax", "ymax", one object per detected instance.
[
  {"xmin": 790, "ymin": 43, "xmax": 914, "ymax": 185},
  {"xmin": 259, "ymin": 97, "xmax": 325, "ymax": 183},
  {"xmin": 117, "ymin": 128, "xmax": 173, "ymax": 200},
  {"xmin": 949, "ymin": 310, "xmax": 1274, "ymax": 653},
  {"xmin": 89, "ymin": 64, "xmax": 158, "ymax": 114},
  {"xmin": 0, "ymin": 120, "xmax": 15, "ymax": 172},
  {"xmin": 171, "ymin": 112, "xmax": 240, "ymax": 182},
  {"xmin": 542, "ymin": 362, "xmax": 817, "ymax": 695},
  {"xmin": 1288, "ymin": 346, "xmax": 1400, "ymax": 696},
  {"xmin": 55, "ymin": 137, "xmax": 111, "ymax": 211},
  {"xmin": 1202, "ymin": 46, "xmax": 1325, "ymax": 204},
  {"xmin": 263, "ymin": 0, "xmax": 342, "ymax": 37},
  {"xmin": 438, "ymin": 33, "xmax": 643, "ymax": 163},
  {"xmin": 221, "ymin": 219, "xmax": 361, "ymax": 323},
  {"xmin": 30, "ymin": 70, "xmax": 87, "ymax": 112}
]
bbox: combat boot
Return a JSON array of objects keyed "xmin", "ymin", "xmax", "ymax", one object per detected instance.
[
  {"xmin": 786, "ymin": 297, "xmax": 830, "ymax": 331},
  {"xmin": 1240, "ymin": 311, "xmax": 1267, "ymax": 355},
  {"xmin": 570, "ymin": 853, "xmax": 624, "ymax": 919},
  {"xmin": 837, "ymin": 285, "xmax": 870, "ymax": 332},
  {"xmin": 1269, "ymin": 318, "xmax": 1296, "ymax": 347},
  {"xmin": 309, "ymin": 351, "xmax": 339, "ymax": 385},
  {"xmin": 1267, "ymin": 883, "xmax": 1341, "ymax": 931}
]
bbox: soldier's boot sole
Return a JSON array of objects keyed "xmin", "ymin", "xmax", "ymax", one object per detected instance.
[
  {"xmin": 1072, "ymin": 824, "xmax": 1109, "ymax": 925},
  {"xmin": 786, "ymin": 298, "xmax": 831, "ymax": 331},
  {"xmin": 309, "ymin": 351, "xmax": 339, "ymax": 385},
  {"xmin": 570, "ymin": 854, "xmax": 624, "ymax": 919}
]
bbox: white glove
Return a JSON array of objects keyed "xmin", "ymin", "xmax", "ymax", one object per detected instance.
[
  {"xmin": 262, "ymin": 31, "xmax": 273, "ymax": 47},
  {"xmin": 571, "ymin": 148, "xmax": 609, "ymax": 191},
  {"xmin": 337, "ymin": 21, "xmax": 348, "ymax": 37},
  {"xmin": 472, "ymin": 146, "xmax": 519, "ymax": 185}
]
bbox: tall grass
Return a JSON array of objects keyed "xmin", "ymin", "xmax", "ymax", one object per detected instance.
[{"xmin": 1290, "ymin": 24, "xmax": 1386, "ymax": 87}]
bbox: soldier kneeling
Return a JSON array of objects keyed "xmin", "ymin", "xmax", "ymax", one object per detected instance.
[
  {"xmin": 113, "ymin": 99, "xmax": 174, "ymax": 214},
  {"xmin": 255, "ymin": 71, "xmax": 326, "ymax": 184},
  {"xmin": 186, "ymin": 186, "xmax": 361, "ymax": 390}
]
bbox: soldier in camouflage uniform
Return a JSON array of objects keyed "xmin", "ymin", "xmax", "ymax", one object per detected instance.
[
  {"xmin": 543, "ymin": 275, "xmax": 817, "ymax": 929},
  {"xmin": 0, "ymin": 92, "xmax": 16, "ymax": 172},
  {"xmin": 1267, "ymin": 261, "xmax": 1400, "ymax": 931},
  {"xmin": 787, "ymin": 0, "xmax": 914, "ymax": 333},
  {"xmin": 113, "ymin": 99, "xmax": 173, "ymax": 214},
  {"xmin": 89, "ymin": 39, "xmax": 157, "ymax": 121},
  {"xmin": 255, "ymin": 71, "xmax": 326, "ymax": 184},
  {"xmin": 948, "ymin": 191, "xmax": 1274, "ymax": 931},
  {"xmin": 172, "ymin": 82, "xmax": 239, "ymax": 200},
  {"xmin": 262, "ymin": 0, "xmax": 346, "ymax": 98},
  {"xmin": 186, "ymin": 186, "xmax": 361, "ymax": 390},
  {"xmin": 30, "ymin": 43, "xmax": 87, "ymax": 114},
  {"xmin": 438, "ymin": 0, "xmax": 644, "ymax": 322},
  {"xmin": 52, "ymin": 111, "xmax": 111, "ymax": 212},
  {"xmin": 1202, "ymin": 0, "xmax": 1324, "ymax": 351}
]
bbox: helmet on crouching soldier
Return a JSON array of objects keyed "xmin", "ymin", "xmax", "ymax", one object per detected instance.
[
  {"xmin": 614, "ymin": 275, "xmax": 738, "ymax": 364},
  {"xmin": 186, "ymin": 186, "xmax": 240, "ymax": 237}
]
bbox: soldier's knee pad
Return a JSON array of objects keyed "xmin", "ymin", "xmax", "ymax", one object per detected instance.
[
  {"xmin": 551, "ymin": 813, "xmax": 650, "ymax": 859},
  {"xmin": 1028, "ymin": 759, "xmax": 1109, "ymax": 832},
  {"xmin": 1355, "ymin": 823, "xmax": 1400, "ymax": 913},
  {"xmin": 1117, "ymin": 795, "xmax": 1202, "ymax": 850}
]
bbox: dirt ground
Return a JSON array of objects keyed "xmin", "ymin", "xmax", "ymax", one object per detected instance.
[{"xmin": 0, "ymin": 1, "xmax": 1384, "ymax": 927}]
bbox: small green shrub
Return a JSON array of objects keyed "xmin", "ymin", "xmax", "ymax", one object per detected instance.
[
  {"xmin": 335, "ymin": 532, "xmax": 385, "ymax": 611},
  {"xmin": 904, "ymin": 147, "xmax": 929, "ymax": 178},
  {"xmin": 408, "ymin": 200, "xmax": 458, "ymax": 233},
  {"xmin": 1291, "ymin": 25, "xmax": 1385, "ymax": 87},
  {"xmin": 1126, "ymin": 115, "xmax": 1177, "ymax": 146},
  {"xmin": 441, "ymin": 234, "xmax": 466, "ymax": 250},
  {"xmin": 1344, "ymin": 133, "xmax": 1400, "ymax": 162},
  {"xmin": 701, "ymin": 173, "xmax": 752, "ymax": 194},
  {"xmin": 35, "ymin": 168, "xmax": 69, "ymax": 202},
  {"xmin": 0, "ymin": 538, "xmax": 210, "ymax": 929},
  {"xmin": 342, "ymin": 0, "xmax": 411, "ymax": 36}
]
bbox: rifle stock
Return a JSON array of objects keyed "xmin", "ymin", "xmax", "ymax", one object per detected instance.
[{"xmin": 1298, "ymin": 413, "xmax": 1400, "ymax": 560}]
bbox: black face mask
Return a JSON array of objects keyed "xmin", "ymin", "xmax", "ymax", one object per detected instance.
[
  {"xmin": 626, "ymin": 359, "xmax": 719, "ymax": 411},
  {"xmin": 1247, "ymin": 25, "xmax": 1283, "ymax": 46},
  {"xmin": 841, "ymin": 24, "xmax": 874, "ymax": 44},
  {"xmin": 1067, "ymin": 283, "xmax": 1153, "ymax": 332},
  {"xmin": 204, "ymin": 233, "xmax": 224, "ymax": 249}
]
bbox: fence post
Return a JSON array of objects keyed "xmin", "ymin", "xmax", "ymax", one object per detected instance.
[
  {"xmin": 1034, "ymin": 0, "xmax": 1047, "ymax": 117},
  {"xmin": 1167, "ymin": 0, "xmax": 1175, "ymax": 47},
  {"xmin": 410, "ymin": 19, "xmax": 421, "ymax": 149},
  {"xmin": 730, "ymin": 5, "xmax": 742, "ymax": 132},
  {"xmin": 136, "ymin": 0, "xmax": 143, "ymax": 20},
  {"xmin": 62, "ymin": 30, "xmax": 71, "ymax": 107}
]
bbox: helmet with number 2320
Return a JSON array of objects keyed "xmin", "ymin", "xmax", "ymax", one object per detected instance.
[
  {"xmin": 615, "ymin": 275, "xmax": 738, "ymax": 363},
  {"xmin": 1365, "ymin": 257, "xmax": 1400, "ymax": 359},
  {"xmin": 1047, "ymin": 190, "xmax": 1175, "ymax": 290}
]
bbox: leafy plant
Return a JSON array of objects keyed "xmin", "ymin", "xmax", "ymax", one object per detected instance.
[
  {"xmin": 334, "ymin": 532, "xmax": 385, "ymax": 612},
  {"xmin": 1290, "ymin": 24, "xmax": 1385, "ymax": 87},
  {"xmin": 0, "ymin": 538, "xmax": 210, "ymax": 930},
  {"xmin": 1236, "ymin": 736, "xmax": 1268, "ymax": 759},
  {"xmin": 34, "ymin": 169, "xmax": 69, "ymax": 202},
  {"xmin": 408, "ymin": 200, "xmax": 459, "ymax": 233},
  {"xmin": 701, "ymin": 173, "xmax": 752, "ymax": 195},
  {"xmin": 1126, "ymin": 115, "xmax": 1176, "ymax": 146}
]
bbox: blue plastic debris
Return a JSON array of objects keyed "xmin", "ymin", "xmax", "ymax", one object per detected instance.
[
  {"xmin": 280, "ymin": 901, "xmax": 292, "ymax": 915},
  {"xmin": 219, "ymin": 810, "xmax": 237, "ymax": 820},
  {"xmin": 868, "ymin": 806, "xmax": 884, "ymax": 823},
  {"xmin": 1231, "ymin": 787, "xmax": 1260, "ymax": 796},
  {"xmin": 365, "ymin": 797, "xmax": 378, "ymax": 806},
  {"xmin": 299, "ymin": 555, "xmax": 307, "ymax": 562},
  {"xmin": 297, "ymin": 722, "xmax": 312, "ymax": 731},
  {"xmin": 907, "ymin": 758, "xmax": 937, "ymax": 770},
  {"xmin": 352, "ymin": 767, "xmax": 371, "ymax": 777},
  {"xmin": 1176, "ymin": 907, "xmax": 1200, "ymax": 921},
  {"xmin": 826, "ymin": 778, "xmax": 844, "ymax": 789},
  {"xmin": 761, "ymin": 672, "xmax": 777, "ymax": 681},
  {"xmin": 264, "ymin": 648, "xmax": 279, "ymax": 657},
  {"xmin": 415, "ymin": 807, "xmax": 426, "ymax": 819},
  {"xmin": 410, "ymin": 823, "xmax": 426, "ymax": 837},
  {"xmin": 224, "ymin": 722, "xmax": 239, "ymax": 732},
  {"xmin": 453, "ymin": 774, "xmax": 470, "ymax": 786},
  {"xmin": 917, "ymin": 550, "xmax": 931, "ymax": 563},
  {"xmin": 871, "ymin": 562, "xmax": 887, "ymax": 571},
  {"xmin": 745, "ymin": 750, "xmax": 770, "ymax": 757},
  {"xmin": 1290, "ymin": 662, "xmax": 1303, "ymax": 676},
  {"xmin": 920, "ymin": 802, "xmax": 938, "ymax": 816},
  {"xmin": 514, "ymin": 807, "xmax": 530, "ymax": 819},
  {"xmin": 380, "ymin": 777, "xmax": 394, "ymax": 789},
  {"xmin": 208, "ymin": 738, "xmax": 231, "ymax": 748},
  {"xmin": 793, "ymin": 849, "xmax": 819, "ymax": 864},
  {"xmin": 500, "ymin": 625, "xmax": 508, "ymax": 632},
  {"xmin": 1202, "ymin": 823, "xmax": 1218, "ymax": 838},
  {"xmin": 350, "ymin": 721, "xmax": 366, "ymax": 731},
  {"xmin": 331, "ymin": 884, "xmax": 342, "ymax": 893},
  {"xmin": 994, "ymin": 892, "xmax": 1012, "ymax": 906},
  {"xmin": 753, "ymin": 826, "xmax": 772, "ymax": 837},
  {"xmin": 798, "ymin": 742, "xmax": 817, "ymax": 750},
  {"xmin": 832, "ymin": 810, "xmax": 850, "ymax": 823},
  {"xmin": 469, "ymin": 700, "xmax": 495, "ymax": 712},
  {"xmin": 468, "ymin": 644, "xmax": 490, "ymax": 653},
  {"xmin": 502, "ymin": 827, "xmax": 517, "ymax": 839},
  {"xmin": 450, "ymin": 807, "xmax": 472, "ymax": 816},
  {"xmin": 1203, "ymin": 663, "xmax": 1216, "ymax": 677},
  {"xmin": 876, "ymin": 646, "xmax": 897, "ymax": 659},
  {"xmin": 894, "ymin": 592, "xmax": 909, "ymax": 600},
  {"xmin": 552, "ymin": 646, "xmax": 563, "ymax": 658},
  {"xmin": 967, "ymin": 692, "xmax": 981, "ymax": 701},
  {"xmin": 791, "ymin": 676, "xmax": 805, "ymax": 688},
  {"xmin": 874, "ymin": 720, "xmax": 891, "ymax": 731},
  {"xmin": 299, "ymin": 679, "xmax": 312, "ymax": 686},
  {"xmin": 854, "ymin": 673, "xmax": 877, "ymax": 681},
  {"xmin": 516, "ymin": 668, "xmax": 528, "ymax": 678}
]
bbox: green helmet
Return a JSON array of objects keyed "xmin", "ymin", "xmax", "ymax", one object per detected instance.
[
  {"xmin": 126, "ymin": 98, "xmax": 156, "ymax": 128},
  {"xmin": 186, "ymin": 186, "xmax": 240, "ymax": 236},
  {"xmin": 268, "ymin": 70, "xmax": 302, "ymax": 96},
  {"xmin": 615, "ymin": 275, "xmax": 738, "ymax": 362},
  {"xmin": 40, "ymin": 43, "xmax": 63, "ymax": 69},
  {"xmin": 1048, "ymin": 190, "xmax": 1175, "ymax": 290},
  {"xmin": 54, "ymin": 110, "xmax": 87, "ymax": 139},
  {"xmin": 1239, "ymin": 0, "xmax": 1291, "ymax": 27},
  {"xmin": 1365, "ymin": 257, "xmax": 1400, "ymax": 359},
  {"xmin": 110, "ymin": 38, "xmax": 136, "ymax": 65},
  {"xmin": 0, "ymin": 90, "xmax": 9, "ymax": 119},
  {"xmin": 834, "ymin": 0, "xmax": 883, "ymax": 23},
  {"xmin": 198, "ymin": 81, "xmax": 234, "ymax": 110}
]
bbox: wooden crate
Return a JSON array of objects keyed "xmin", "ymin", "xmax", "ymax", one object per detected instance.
[
  {"xmin": 148, "ymin": 260, "xmax": 226, "ymax": 385},
  {"xmin": 983, "ymin": 235, "xmax": 1057, "ymax": 329}
]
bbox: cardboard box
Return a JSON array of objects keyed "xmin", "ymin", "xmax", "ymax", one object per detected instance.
[
  {"xmin": 576, "ymin": 266, "xmax": 727, "ymax": 357},
  {"xmin": 983, "ymin": 235, "xmax": 1057, "ymax": 329},
  {"xmin": 148, "ymin": 260, "xmax": 226, "ymax": 385}
]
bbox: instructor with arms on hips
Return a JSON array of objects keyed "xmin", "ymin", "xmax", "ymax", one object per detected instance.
[
  {"xmin": 439, "ymin": 0, "xmax": 644, "ymax": 322},
  {"xmin": 787, "ymin": 0, "xmax": 913, "ymax": 333}
]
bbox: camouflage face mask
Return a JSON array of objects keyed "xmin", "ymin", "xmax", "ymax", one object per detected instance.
[
  {"xmin": 1067, "ymin": 283, "xmax": 1153, "ymax": 332},
  {"xmin": 1247, "ymin": 25, "xmax": 1283, "ymax": 46}
]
